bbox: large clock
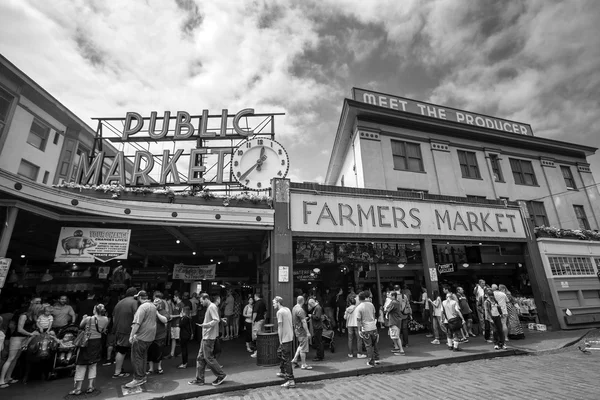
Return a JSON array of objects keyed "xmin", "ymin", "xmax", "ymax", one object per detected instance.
[{"xmin": 231, "ymin": 138, "xmax": 289, "ymax": 190}]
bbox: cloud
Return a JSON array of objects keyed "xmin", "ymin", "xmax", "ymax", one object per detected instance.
[{"xmin": 0, "ymin": 0, "xmax": 599, "ymax": 184}]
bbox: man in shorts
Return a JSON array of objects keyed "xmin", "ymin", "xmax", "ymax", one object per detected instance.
[
  {"xmin": 111, "ymin": 287, "xmax": 138, "ymax": 378},
  {"xmin": 290, "ymin": 296, "xmax": 312, "ymax": 370},
  {"xmin": 385, "ymin": 292, "xmax": 405, "ymax": 355},
  {"xmin": 169, "ymin": 293, "xmax": 183, "ymax": 358}
]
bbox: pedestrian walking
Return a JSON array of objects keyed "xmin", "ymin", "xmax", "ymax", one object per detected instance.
[
  {"xmin": 243, "ymin": 297, "xmax": 254, "ymax": 353},
  {"xmin": 355, "ymin": 291, "xmax": 379, "ymax": 367},
  {"xmin": 250, "ymin": 293, "xmax": 266, "ymax": 358},
  {"xmin": 442, "ymin": 292, "xmax": 465, "ymax": 352},
  {"xmin": 428, "ymin": 290, "xmax": 447, "ymax": 345},
  {"xmin": 125, "ymin": 291, "xmax": 157, "ymax": 388},
  {"xmin": 485, "ymin": 288, "xmax": 506, "ymax": 350},
  {"xmin": 69, "ymin": 304, "xmax": 109, "ymax": 395},
  {"xmin": 168, "ymin": 293, "xmax": 183, "ymax": 359},
  {"xmin": 147, "ymin": 293, "xmax": 168, "ymax": 374},
  {"xmin": 273, "ymin": 296, "xmax": 295, "ymax": 389},
  {"xmin": 291, "ymin": 296, "xmax": 312, "ymax": 370},
  {"xmin": 385, "ymin": 292, "xmax": 405, "ymax": 355},
  {"xmin": 178, "ymin": 306, "xmax": 194, "ymax": 369},
  {"xmin": 111, "ymin": 287, "xmax": 138, "ymax": 379},
  {"xmin": 188, "ymin": 293, "xmax": 227, "ymax": 387},
  {"xmin": 308, "ymin": 298, "xmax": 324, "ymax": 361}
]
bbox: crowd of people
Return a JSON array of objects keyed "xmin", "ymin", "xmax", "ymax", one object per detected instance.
[{"xmin": 0, "ymin": 279, "xmax": 530, "ymax": 392}]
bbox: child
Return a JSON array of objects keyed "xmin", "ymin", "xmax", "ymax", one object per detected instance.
[
  {"xmin": 58, "ymin": 332, "xmax": 76, "ymax": 363},
  {"xmin": 36, "ymin": 305, "xmax": 54, "ymax": 333},
  {"xmin": 178, "ymin": 306, "xmax": 193, "ymax": 369}
]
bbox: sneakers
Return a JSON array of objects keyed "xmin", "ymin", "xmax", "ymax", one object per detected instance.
[
  {"xmin": 177, "ymin": 364, "xmax": 187, "ymax": 369},
  {"xmin": 425, "ymin": 334, "xmax": 434, "ymax": 338},
  {"xmin": 188, "ymin": 379, "xmax": 205, "ymax": 386},
  {"xmin": 124, "ymin": 378, "xmax": 145, "ymax": 388},
  {"xmin": 486, "ymin": 340, "xmax": 494, "ymax": 343},
  {"xmin": 250, "ymin": 351, "xmax": 257, "ymax": 358},
  {"xmin": 276, "ymin": 372, "xmax": 286, "ymax": 378},
  {"xmin": 494, "ymin": 345, "xmax": 500, "ymax": 350},
  {"xmin": 281, "ymin": 380, "xmax": 296, "ymax": 389},
  {"xmin": 502, "ymin": 345, "xmax": 508, "ymax": 350},
  {"xmin": 366, "ymin": 361, "xmax": 375, "ymax": 367},
  {"xmin": 373, "ymin": 360, "xmax": 381, "ymax": 365},
  {"xmin": 348, "ymin": 354, "xmax": 353, "ymax": 358},
  {"xmin": 356, "ymin": 354, "xmax": 367, "ymax": 359},
  {"xmin": 431, "ymin": 339, "xmax": 440, "ymax": 345},
  {"xmin": 448, "ymin": 346, "xmax": 454, "ymax": 351},
  {"xmin": 212, "ymin": 375, "xmax": 227, "ymax": 386},
  {"xmin": 300, "ymin": 364, "xmax": 313, "ymax": 370}
]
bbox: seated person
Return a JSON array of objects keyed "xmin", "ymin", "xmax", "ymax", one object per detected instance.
[
  {"xmin": 58, "ymin": 332, "xmax": 76, "ymax": 363},
  {"xmin": 36, "ymin": 305, "xmax": 55, "ymax": 334}
]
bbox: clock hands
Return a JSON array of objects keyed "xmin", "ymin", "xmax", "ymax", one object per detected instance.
[{"xmin": 239, "ymin": 147, "xmax": 267, "ymax": 181}]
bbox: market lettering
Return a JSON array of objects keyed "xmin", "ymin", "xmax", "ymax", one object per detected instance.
[
  {"xmin": 316, "ymin": 202, "xmax": 337, "ymax": 226},
  {"xmin": 338, "ymin": 203, "xmax": 356, "ymax": 226},
  {"xmin": 357, "ymin": 204, "xmax": 376, "ymax": 227}
]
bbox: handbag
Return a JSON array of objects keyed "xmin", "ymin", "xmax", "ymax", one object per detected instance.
[
  {"xmin": 441, "ymin": 301, "xmax": 463, "ymax": 332},
  {"xmin": 74, "ymin": 317, "xmax": 93, "ymax": 348}
]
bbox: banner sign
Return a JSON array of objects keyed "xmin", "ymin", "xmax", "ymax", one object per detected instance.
[
  {"xmin": 290, "ymin": 193, "xmax": 527, "ymax": 239},
  {"xmin": 352, "ymin": 88, "xmax": 533, "ymax": 136},
  {"xmin": 173, "ymin": 263, "xmax": 216, "ymax": 280},
  {"xmin": 0, "ymin": 258, "xmax": 12, "ymax": 289},
  {"xmin": 438, "ymin": 263, "xmax": 455, "ymax": 274},
  {"xmin": 54, "ymin": 227, "xmax": 131, "ymax": 263}
]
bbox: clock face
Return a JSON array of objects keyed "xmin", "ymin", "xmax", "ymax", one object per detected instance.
[{"xmin": 231, "ymin": 138, "xmax": 289, "ymax": 191}]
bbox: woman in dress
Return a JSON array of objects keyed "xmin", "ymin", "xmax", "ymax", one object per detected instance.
[
  {"xmin": 500, "ymin": 285, "xmax": 525, "ymax": 340},
  {"xmin": 69, "ymin": 304, "xmax": 109, "ymax": 395}
]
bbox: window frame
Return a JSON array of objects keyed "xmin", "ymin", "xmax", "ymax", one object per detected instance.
[
  {"xmin": 573, "ymin": 205, "xmax": 591, "ymax": 230},
  {"xmin": 560, "ymin": 166, "xmax": 577, "ymax": 190},
  {"xmin": 527, "ymin": 200, "xmax": 549, "ymax": 227},
  {"xmin": 27, "ymin": 118, "xmax": 50, "ymax": 151},
  {"xmin": 391, "ymin": 140, "xmax": 425, "ymax": 172},
  {"xmin": 18, "ymin": 159, "xmax": 40, "ymax": 181},
  {"xmin": 457, "ymin": 150, "xmax": 481, "ymax": 179},
  {"xmin": 548, "ymin": 256, "xmax": 596, "ymax": 277},
  {"xmin": 489, "ymin": 154, "xmax": 504, "ymax": 182},
  {"xmin": 510, "ymin": 158, "xmax": 538, "ymax": 186}
]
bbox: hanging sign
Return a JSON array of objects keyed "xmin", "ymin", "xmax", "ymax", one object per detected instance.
[
  {"xmin": 173, "ymin": 263, "xmax": 216, "ymax": 280},
  {"xmin": 54, "ymin": 227, "xmax": 131, "ymax": 263},
  {"xmin": 438, "ymin": 263, "xmax": 455, "ymax": 274},
  {"xmin": 0, "ymin": 258, "xmax": 12, "ymax": 289}
]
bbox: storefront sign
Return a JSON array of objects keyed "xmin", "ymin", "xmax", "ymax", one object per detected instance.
[
  {"xmin": 0, "ymin": 258, "xmax": 11, "ymax": 289},
  {"xmin": 54, "ymin": 227, "xmax": 131, "ymax": 263},
  {"xmin": 438, "ymin": 263, "xmax": 455, "ymax": 274},
  {"xmin": 352, "ymin": 88, "xmax": 533, "ymax": 136},
  {"xmin": 294, "ymin": 267, "xmax": 321, "ymax": 282},
  {"xmin": 291, "ymin": 193, "xmax": 527, "ymax": 239},
  {"xmin": 172, "ymin": 263, "xmax": 216, "ymax": 280},
  {"xmin": 278, "ymin": 266, "xmax": 289, "ymax": 282}
]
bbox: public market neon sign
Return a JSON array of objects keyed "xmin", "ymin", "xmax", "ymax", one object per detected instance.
[{"xmin": 74, "ymin": 109, "xmax": 261, "ymax": 186}]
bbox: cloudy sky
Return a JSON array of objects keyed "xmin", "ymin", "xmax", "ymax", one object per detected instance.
[{"xmin": 1, "ymin": 0, "xmax": 599, "ymax": 184}]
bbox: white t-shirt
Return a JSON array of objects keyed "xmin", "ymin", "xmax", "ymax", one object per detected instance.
[
  {"xmin": 355, "ymin": 301, "xmax": 377, "ymax": 332},
  {"xmin": 345, "ymin": 305, "xmax": 359, "ymax": 327},
  {"xmin": 422, "ymin": 292, "xmax": 429, "ymax": 310},
  {"xmin": 432, "ymin": 297, "xmax": 443, "ymax": 317},
  {"xmin": 493, "ymin": 291, "xmax": 508, "ymax": 315},
  {"xmin": 276, "ymin": 307, "xmax": 294, "ymax": 343},
  {"xmin": 442, "ymin": 299, "xmax": 461, "ymax": 323}
]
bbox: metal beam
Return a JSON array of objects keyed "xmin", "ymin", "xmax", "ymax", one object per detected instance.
[{"xmin": 163, "ymin": 226, "xmax": 198, "ymax": 252}]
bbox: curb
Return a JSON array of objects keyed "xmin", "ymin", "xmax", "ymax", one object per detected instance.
[
  {"xmin": 516, "ymin": 328, "xmax": 597, "ymax": 356},
  {"xmin": 149, "ymin": 348, "xmax": 527, "ymax": 400}
]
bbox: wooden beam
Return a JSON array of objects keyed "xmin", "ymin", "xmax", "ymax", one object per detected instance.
[{"xmin": 163, "ymin": 226, "xmax": 198, "ymax": 252}]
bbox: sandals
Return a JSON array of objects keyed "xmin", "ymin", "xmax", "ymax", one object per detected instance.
[
  {"xmin": 86, "ymin": 387, "xmax": 95, "ymax": 394},
  {"xmin": 157, "ymin": 369, "xmax": 164, "ymax": 374},
  {"xmin": 68, "ymin": 389, "xmax": 82, "ymax": 395},
  {"xmin": 0, "ymin": 384, "xmax": 9, "ymax": 389},
  {"xmin": 112, "ymin": 371, "xmax": 130, "ymax": 378}
]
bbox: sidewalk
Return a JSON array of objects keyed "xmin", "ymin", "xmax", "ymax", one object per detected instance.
[{"xmin": 2, "ymin": 327, "xmax": 593, "ymax": 400}]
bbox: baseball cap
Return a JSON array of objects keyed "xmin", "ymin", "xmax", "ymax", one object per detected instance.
[{"xmin": 134, "ymin": 290, "xmax": 148, "ymax": 299}]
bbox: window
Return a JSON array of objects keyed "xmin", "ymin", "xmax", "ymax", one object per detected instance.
[
  {"xmin": 560, "ymin": 166, "xmax": 577, "ymax": 189},
  {"xmin": 573, "ymin": 205, "xmax": 590, "ymax": 230},
  {"xmin": 398, "ymin": 187, "xmax": 429, "ymax": 194},
  {"xmin": 526, "ymin": 201, "xmax": 549, "ymax": 227},
  {"xmin": 510, "ymin": 158, "xmax": 537, "ymax": 186},
  {"xmin": 27, "ymin": 119, "xmax": 50, "ymax": 151},
  {"xmin": 489, "ymin": 154, "xmax": 504, "ymax": 182},
  {"xmin": 457, "ymin": 150, "xmax": 481, "ymax": 179},
  {"xmin": 42, "ymin": 171, "xmax": 49, "ymax": 184},
  {"xmin": 466, "ymin": 195, "xmax": 487, "ymax": 202},
  {"xmin": 0, "ymin": 87, "xmax": 14, "ymax": 138},
  {"xmin": 548, "ymin": 256, "xmax": 595, "ymax": 276},
  {"xmin": 391, "ymin": 140, "xmax": 424, "ymax": 172},
  {"xmin": 18, "ymin": 159, "xmax": 40, "ymax": 181}
]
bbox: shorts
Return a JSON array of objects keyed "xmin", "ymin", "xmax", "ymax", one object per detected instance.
[
  {"xmin": 106, "ymin": 333, "xmax": 116, "ymax": 347},
  {"xmin": 171, "ymin": 327, "xmax": 181, "ymax": 340},
  {"xmin": 462, "ymin": 313, "xmax": 472, "ymax": 321},
  {"xmin": 388, "ymin": 325, "xmax": 400, "ymax": 340},
  {"xmin": 9, "ymin": 336, "xmax": 26, "ymax": 352},
  {"xmin": 225, "ymin": 314, "xmax": 235, "ymax": 326},
  {"xmin": 297, "ymin": 336, "xmax": 309, "ymax": 353},
  {"xmin": 252, "ymin": 320, "xmax": 265, "ymax": 341},
  {"xmin": 115, "ymin": 332, "xmax": 131, "ymax": 348}
]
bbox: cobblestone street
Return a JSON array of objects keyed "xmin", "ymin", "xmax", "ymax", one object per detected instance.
[{"xmin": 202, "ymin": 347, "xmax": 598, "ymax": 400}]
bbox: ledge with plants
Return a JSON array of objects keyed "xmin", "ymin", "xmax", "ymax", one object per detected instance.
[
  {"xmin": 52, "ymin": 183, "xmax": 273, "ymax": 208},
  {"xmin": 534, "ymin": 226, "xmax": 600, "ymax": 241}
]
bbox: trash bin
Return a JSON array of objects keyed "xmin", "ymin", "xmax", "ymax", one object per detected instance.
[{"xmin": 256, "ymin": 323, "xmax": 279, "ymax": 366}]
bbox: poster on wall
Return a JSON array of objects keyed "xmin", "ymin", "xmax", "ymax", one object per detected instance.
[
  {"xmin": 0, "ymin": 258, "xmax": 12, "ymax": 289},
  {"xmin": 173, "ymin": 263, "xmax": 216, "ymax": 280},
  {"xmin": 54, "ymin": 227, "xmax": 131, "ymax": 263},
  {"xmin": 438, "ymin": 263, "xmax": 455, "ymax": 274}
]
